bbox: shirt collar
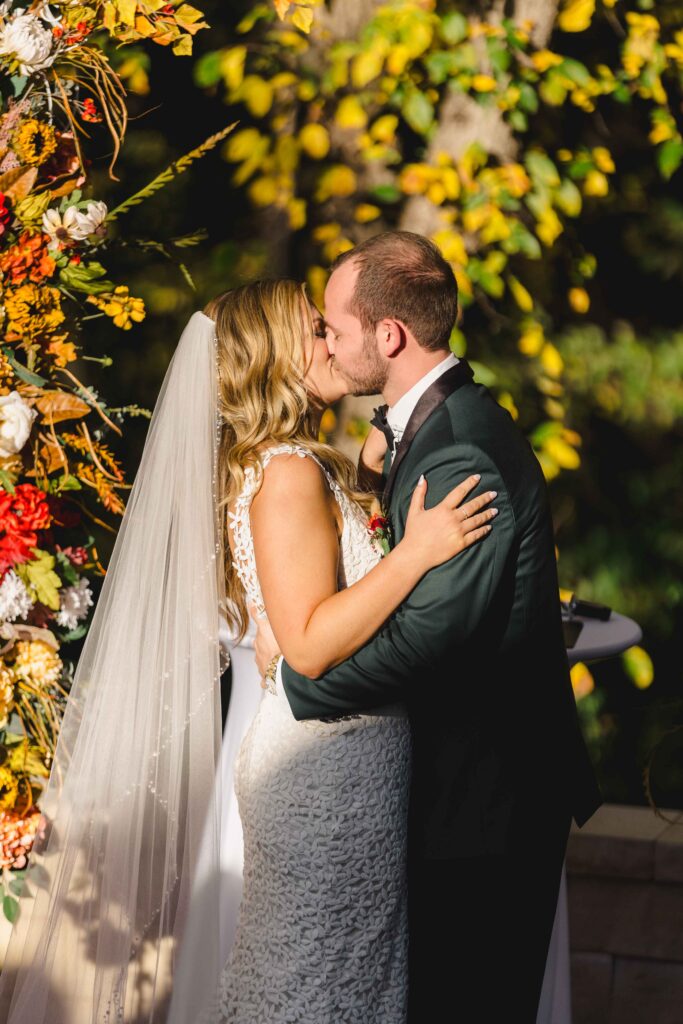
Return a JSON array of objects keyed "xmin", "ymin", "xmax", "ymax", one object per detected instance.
[{"xmin": 386, "ymin": 353, "xmax": 459, "ymax": 439}]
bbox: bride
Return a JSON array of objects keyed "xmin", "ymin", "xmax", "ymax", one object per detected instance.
[{"xmin": 0, "ymin": 280, "xmax": 495, "ymax": 1023}]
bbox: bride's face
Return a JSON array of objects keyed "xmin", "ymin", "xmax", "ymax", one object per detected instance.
[{"xmin": 301, "ymin": 299, "xmax": 349, "ymax": 406}]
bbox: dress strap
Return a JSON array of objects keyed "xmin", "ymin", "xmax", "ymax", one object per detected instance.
[{"xmin": 227, "ymin": 444, "xmax": 339, "ymax": 616}]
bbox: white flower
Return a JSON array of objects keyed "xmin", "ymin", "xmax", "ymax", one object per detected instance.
[
  {"xmin": 0, "ymin": 391, "xmax": 37, "ymax": 458},
  {"xmin": 69, "ymin": 201, "xmax": 108, "ymax": 241},
  {"xmin": 42, "ymin": 205, "xmax": 82, "ymax": 244},
  {"xmin": 0, "ymin": 12, "xmax": 55, "ymax": 75},
  {"xmin": 55, "ymin": 577, "xmax": 93, "ymax": 630},
  {"xmin": 0, "ymin": 570, "xmax": 33, "ymax": 623}
]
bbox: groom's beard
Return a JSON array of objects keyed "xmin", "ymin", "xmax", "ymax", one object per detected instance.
[{"xmin": 334, "ymin": 330, "xmax": 388, "ymax": 396}]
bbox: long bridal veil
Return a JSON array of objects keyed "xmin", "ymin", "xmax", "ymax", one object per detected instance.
[{"xmin": 0, "ymin": 311, "xmax": 228, "ymax": 1023}]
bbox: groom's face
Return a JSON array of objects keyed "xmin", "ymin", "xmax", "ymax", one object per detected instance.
[{"xmin": 323, "ymin": 262, "xmax": 389, "ymax": 397}]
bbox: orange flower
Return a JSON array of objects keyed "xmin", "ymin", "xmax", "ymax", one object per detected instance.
[
  {"xmin": 0, "ymin": 231, "xmax": 56, "ymax": 286},
  {"xmin": 47, "ymin": 334, "xmax": 78, "ymax": 366}
]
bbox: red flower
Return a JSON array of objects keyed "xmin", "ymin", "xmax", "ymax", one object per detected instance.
[
  {"xmin": 56, "ymin": 544, "xmax": 88, "ymax": 566},
  {"xmin": 81, "ymin": 98, "xmax": 102, "ymax": 124},
  {"xmin": 0, "ymin": 192, "xmax": 11, "ymax": 240},
  {"xmin": 368, "ymin": 514, "xmax": 388, "ymax": 532},
  {"xmin": 0, "ymin": 484, "xmax": 52, "ymax": 574}
]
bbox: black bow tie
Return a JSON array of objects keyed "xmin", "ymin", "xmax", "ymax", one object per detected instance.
[{"xmin": 370, "ymin": 404, "xmax": 395, "ymax": 449}]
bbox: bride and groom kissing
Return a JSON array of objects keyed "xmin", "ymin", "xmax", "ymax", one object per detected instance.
[
  {"xmin": 0, "ymin": 227, "xmax": 602, "ymax": 1024},
  {"xmin": 198, "ymin": 228, "xmax": 603, "ymax": 1023}
]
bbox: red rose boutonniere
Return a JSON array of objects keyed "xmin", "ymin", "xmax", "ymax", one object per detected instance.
[{"xmin": 368, "ymin": 511, "xmax": 392, "ymax": 557}]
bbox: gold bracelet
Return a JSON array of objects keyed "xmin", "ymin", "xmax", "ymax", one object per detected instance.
[{"xmin": 264, "ymin": 655, "xmax": 279, "ymax": 695}]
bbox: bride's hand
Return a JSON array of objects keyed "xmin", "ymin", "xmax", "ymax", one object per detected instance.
[
  {"xmin": 402, "ymin": 474, "xmax": 498, "ymax": 572},
  {"xmin": 250, "ymin": 605, "xmax": 281, "ymax": 682}
]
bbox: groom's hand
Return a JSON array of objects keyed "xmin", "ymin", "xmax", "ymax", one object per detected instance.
[{"xmin": 250, "ymin": 604, "xmax": 281, "ymax": 683}]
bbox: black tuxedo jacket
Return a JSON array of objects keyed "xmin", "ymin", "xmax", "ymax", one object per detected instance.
[{"xmin": 282, "ymin": 362, "xmax": 603, "ymax": 857}]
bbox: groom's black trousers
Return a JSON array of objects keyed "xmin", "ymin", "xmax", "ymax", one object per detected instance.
[{"xmin": 407, "ymin": 802, "xmax": 572, "ymax": 1023}]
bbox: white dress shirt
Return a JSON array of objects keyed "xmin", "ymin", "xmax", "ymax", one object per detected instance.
[
  {"xmin": 385, "ymin": 353, "xmax": 459, "ymax": 461},
  {"xmin": 274, "ymin": 352, "xmax": 459, "ymax": 695}
]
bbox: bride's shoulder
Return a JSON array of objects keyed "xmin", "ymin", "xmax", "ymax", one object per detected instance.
[{"xmin": 252, "ymin": 444, "xmax": 328, "ymax": 501}]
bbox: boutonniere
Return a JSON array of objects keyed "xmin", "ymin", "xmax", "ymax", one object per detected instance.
[{"xmin": 367, "ymin": 510, "xmax": 392, "ymax": 557}]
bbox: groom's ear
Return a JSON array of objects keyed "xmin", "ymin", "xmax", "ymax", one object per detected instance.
[{"xmin": 377, "ymin": 318, "xmax": 405, "ymax": 358}]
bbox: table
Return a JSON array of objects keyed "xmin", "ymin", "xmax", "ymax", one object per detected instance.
[{"xmin": 565, "ymin": 611, "xmax": 642, "ymax": 667}]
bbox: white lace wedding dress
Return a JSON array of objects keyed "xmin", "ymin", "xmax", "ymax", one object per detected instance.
[{"xmin": 197, "ymin": 443, "xmax": 411, "ymax": 1024}]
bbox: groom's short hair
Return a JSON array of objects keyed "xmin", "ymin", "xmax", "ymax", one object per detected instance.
[{"xmin": 329, "ymin": 231, "xmax": 458, "ymax": 352}]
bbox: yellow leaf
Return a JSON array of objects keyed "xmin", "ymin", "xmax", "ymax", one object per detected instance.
[
  {"xmin": 583, "ymin": 169, "xmax": 608, "ymax": 196},
  {"xmin": 540, "ymin": 342, "xmax": 564, "ymax": 377},
  {"xmin": 335, "ymin": 96, "xmax": 368, "ymax": 130},
  {"xmin": 432, "ymin": 229, "xmax": 468, "ymax": 265},
  {"xmin": 568, "ymin": 287, "xmax": 590, "ymax": 313},
  {"xmin": 558, "ymin": 0, "xmax": 595, "ymax": 33},
  {"xmin": 544, "ymin": 436, "xmax": 579, "ymax": 469},
  {"xmin": 315, "ymin": 165, "xmax": 357, "ymax": 202},
  {"xmin": 306, "ymin": 265, "xmax": 327, "ymax": 308},
  {"xmin": 508, "ymin": 275, "xmax": 534, "ymax": 312},
  {"xmin": 472, "ymin": 74, "xmax": 497, "ymax": 92},
  {"xmin": 292, "ymin": 6, "xmax": 314, "ymax": 32},
  {"xmin": 352, "ymin": 50, "xmax": 384, "ymax": 88},
  {"xmin": 221, "ymin": 46, "xmax": 246, "ymax": 92},
  {"xmin": 386, "ymin": 43, "xmax": 411, "ymax": 76},
  {"xmin": 497, "ymin": 391, "xmax": 519, "ymax": 420},
  {"xmin": 287, "ymin": 197, "xmax": 307, "ymax": 230},
  {"xmin": 536, "ymin": 206, "xmax": 563, "ymax": 246},
  {"xmin": 242, "ymin": 75, "xmax": 273, "ymax": 117},
  {"xmin": 570, "ymin": 662, "xmax": 594, "ymax": 700},
  {"xmin": 117, "ymin": 0, "xmax": 137, "ymax": 26},
  {"xmin": 172, "ymin": 35, "xmax": 193, "ymax": 56},
  {"xmin": 532, "ymin": 50, "xmax": 564, "ymax": 72},
  {"xmin": 313, "ymin": 222, "xmax": 341, "ymax": 242},
  {"xmin": 274, "ymin": 0, "xmax": 290, "ymax": 18},
  {"xmin": 622, "ymin": 646, "xmax": 654, "ymax": 690},
  {"xmin": 299, "ymin": 123, "xmax": 330, "ymax": 159},
  {"xmin": 441, "ymin": 167, "xmax": 460, "ymax": 200},
  {"xmin": 370, "ymin": 115, "xmax": 398, "ymax": 142},
  {"xmin": 248, "ymin": 176, "xmax": 279, "ymax": 206},
  {"xmin": 225, "ymin": 128, "xmax": 263, "ymax": 162},
  {"xmin": 354, "ymin": 203, "xmax": 381, "ymax": 223},
  {"xmin": 518, "ymin": 322, "xmax": 545, "ymax": 357},
  {"xmin": 592, "ymin": 147, "xmax": 615, "ymax": 173}
]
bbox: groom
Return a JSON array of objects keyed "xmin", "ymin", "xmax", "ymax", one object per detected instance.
[{"xmin": 257, "ymin": 230, "xmax": 602, "ymax": 1021}]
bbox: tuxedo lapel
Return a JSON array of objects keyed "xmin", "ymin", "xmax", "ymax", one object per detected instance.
[{"xmin": 383, "ymin": 359, "xmax": 475, "ymax": 506}]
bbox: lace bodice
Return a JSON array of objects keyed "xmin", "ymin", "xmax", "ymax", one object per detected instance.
[{"xmin": 228, "ymin": 443, "xmax": 383, "ymax": 616}]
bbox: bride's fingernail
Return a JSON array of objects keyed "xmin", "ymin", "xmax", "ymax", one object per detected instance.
[
  {"xmin": 489, "ymin": 490, "xmax": 498, "ymax": 499},
  {"xmin": 418, "ymin": 473, "xmax": 425, "ymax": 484}
]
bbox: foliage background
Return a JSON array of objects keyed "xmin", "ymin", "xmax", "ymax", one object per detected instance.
[{"xmin": 83, "ymin": 0, "xmax": 683, "ymax": 809}]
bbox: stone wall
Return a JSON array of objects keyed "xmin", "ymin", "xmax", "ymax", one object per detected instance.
[{"xmin": 567, "ymin": 803, "xmax": 683, "ymax": 1024}]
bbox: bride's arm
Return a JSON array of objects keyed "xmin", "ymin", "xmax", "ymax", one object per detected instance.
[{"xmin": 250, "ymin": 453, "xmax": 496, "ymax": 679}]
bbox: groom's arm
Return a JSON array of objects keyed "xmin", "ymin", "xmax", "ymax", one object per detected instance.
[{"xmin": 281, "ymin": 442, "xmax": 516, "ymax": 720}]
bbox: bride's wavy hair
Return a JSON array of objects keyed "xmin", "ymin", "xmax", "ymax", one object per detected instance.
[{"xmin": 204, "ymin": 278, "xmax": 375, "ymax": 642}]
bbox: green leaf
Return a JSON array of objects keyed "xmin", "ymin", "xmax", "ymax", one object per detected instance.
[
  {"xmin": 1, "ymin": 346, "xmax": 48, "ymax": 386},
  {"xmin": 559, "ymin": 58, "xmax": 592, "ymax": 87},
  {"xmin": 58, "ymin": 622, "xmax": 89, "ymax": 642},
  {"xmin": 59, "ymin": 262, "xmax": 113, "ymax": 296},
  {"xmin": 0, "ymin": 469, "xmax": 16, "ymax": 494},
  {"xmin": 440, "ymin": 11, "xmax": 468, "ymax": 45},
  {"xmin": 555, "ymin": 178, "xmax": 582, "ymax": 217},
  {"xmin": 657, "ymin": 140, "xmax": 683, "ymax": 181},
  {"xmin": 508, "ymin": 109, "xmax": 527, "ymax": 132},
  {"xmin": 55, "ymin": 550, "xmax": 80, "ymax": 586},
  {"xmin": 424, "ymin": 51, "xmax": 459, "ymax": 85},
  {"xmin": 487, "ymin": 39, "xmax": 511, "ymax": 74},
  {"xmin": 3, "ymin": 895, "xmax": 19, "ymax": 924},
  {"xmin": 369, "ymin": 184, "xmax": 401, "ymax": 203},
  {"xmin": 539, "ymin": 76, "xmax": 567, "ymax": 107},
  {"xmin": 525, "ymin": 151, "xmax": 561, "ymax": 188},
  {"xmin": 518, "ymin": 83, "xmax": 539, "ymax": 114},
  {"xmin": 16, "ymin": 549, "xmax": 63, "ymax": 611},
  {"xmin": 52, "ymin": 474, "xmax": 83, "ymax": 494},
  {"xmin": 193, "ymin": 50, "xmax": 225, "ymax": 88},
  {"xmin": 8, "ymin": 877, "xmax": 27, "ymax": 898},
  {"xmin": 11, "ymin": 76, "xmax": 27, "ymax": 97},
  {"xmin": 402, "ymin": 90, "xmax": 434, "ymax": 135},
  {"xmin": 468, "ymin": 360, "xmax": 497, "ymax": 386}
]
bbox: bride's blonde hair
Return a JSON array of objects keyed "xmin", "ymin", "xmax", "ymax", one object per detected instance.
[{"xmin": 204, "ymin": 278, "xmax": 375, "ymax": 643}]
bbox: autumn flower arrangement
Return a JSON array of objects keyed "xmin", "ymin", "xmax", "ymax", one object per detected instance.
[{"xmin": 0, "ymin": 0, "xmax": 234, "ymax": 924}]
